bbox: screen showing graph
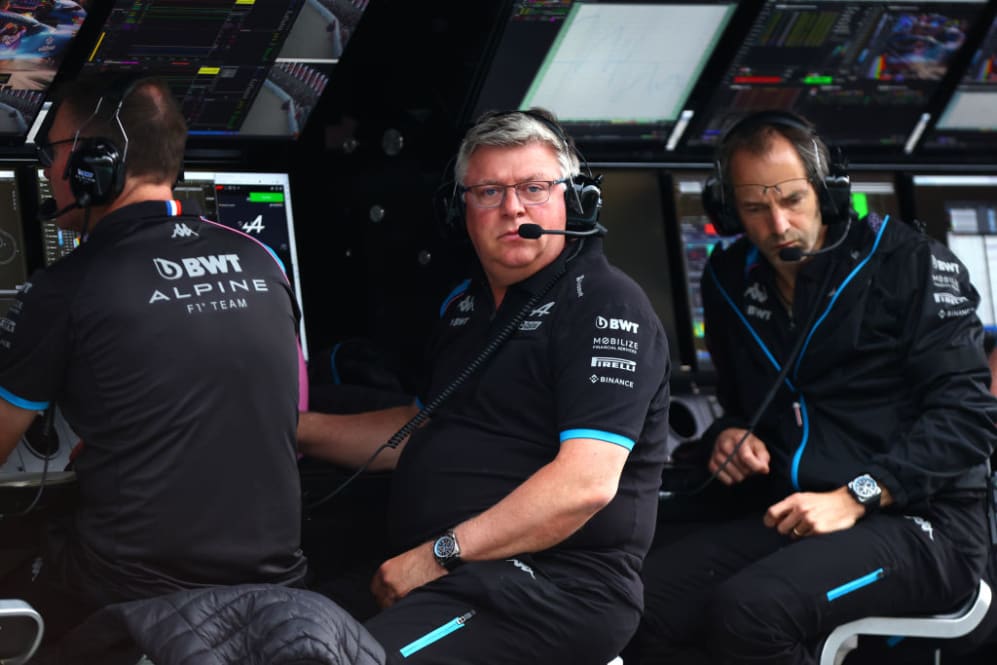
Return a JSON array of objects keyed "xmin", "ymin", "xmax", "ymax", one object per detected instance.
[
  {"xmin": 683, "ymin": 0, "xmax": 988, "ymax": 151},
  {"xmin": 471, "ymin": 0, "xmax": 736, "ymax": 158}
]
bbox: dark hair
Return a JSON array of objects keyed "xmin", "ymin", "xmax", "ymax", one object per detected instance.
[
  {"xmin": 53, "ymin": 74, "xmax": 187, "ymax": 184},
  {"xmin": 715, "ymin": 111, "xmax": 830, "ymax": 201}
]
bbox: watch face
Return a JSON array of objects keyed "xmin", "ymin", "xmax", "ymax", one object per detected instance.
[
  {"xmin": 851, "ymin": 474, "xmax": 880, "ymax": 502},
  {"xmin": 434, "ymin": 535, "xmax": 456, "ymax": 559}
]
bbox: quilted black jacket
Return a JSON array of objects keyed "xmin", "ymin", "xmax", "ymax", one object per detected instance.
[{"xmin": 36, "ymin": 584, "xmax": 386, "ymax": 665}]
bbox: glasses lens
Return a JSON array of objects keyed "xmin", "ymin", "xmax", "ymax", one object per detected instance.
[
  {"xmin": 470, "ymin": 185, "xmax": 502, "ymax": 208},
  {"xmin": 516, "ymin": 181, "xmax": 552, "ymax": 205},
  {"xmin": 467, "ymin": 181, "xmax": 555, "ymax": 208}
]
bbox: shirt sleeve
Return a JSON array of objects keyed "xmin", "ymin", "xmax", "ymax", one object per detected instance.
[
  {"xmin": 866, "ymin": 239, "xmax": 997, "ymax": 507},
  {"xmin": 0, "ymin": 269, "xmax": 74, "ymax": 409},
  {"xmin": 551, "ymin": 273, "xmax": 669, "ymax": 451}
]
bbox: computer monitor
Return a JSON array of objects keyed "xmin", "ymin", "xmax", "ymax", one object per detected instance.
[
  {"xmin": 173, "ymin": 170, "xmax": 309, "ymax": 358},
  {"xmin": 924, "ymin": 16, "xmax": 997, "ymax": 151},
  {"xmin": 81, "ymin": 0, "xmax": 370, "ymax": 139},
  {"xmin": 668, "ymin": 170, "xmax": 731, "ymax": 379},
  {"xmin": 0, "ymin": 0, "xmax": 93, "ymax": 145},
  {"xmin": 596, "ymin": 168, "xmax": 686, "ymax": 379},
  {"xmin": 683, "ymin": 0, "xmax": 990, "ymax": 152},
  {"xmin": 36, "ymin": 168, "xmax": 80, "ymax": 266},
  {"xmin": 470, "ymin": 1, "xmax": 737, "ymax": 159},
  {"xmin": 911, "ymin": 174, "xmax": 997, "ymax": 331},
  {"xmin": 0, "ymin": 169, "xmax": 27, "ymax": 316},
  {"xmin": 850, "ymin": 171, "xmax": 901, "ymax": 221}
]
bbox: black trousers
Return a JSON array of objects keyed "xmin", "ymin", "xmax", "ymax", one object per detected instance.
[
  {"xmin": 365, "ymin": 556, "xmax": 639, "ymax": 665},
  {"xmin": 635, "ymin": 495, "xmax": 989, "ymax": 665}
]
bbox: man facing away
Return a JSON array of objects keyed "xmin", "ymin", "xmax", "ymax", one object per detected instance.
[{"xmin": 0, "ymin": 74, "xmax": 307, "ymax": 643}]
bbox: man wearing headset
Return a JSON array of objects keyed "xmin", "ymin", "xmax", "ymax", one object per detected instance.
[
  {"xmin": 633, "ymin": 111, "xmax": 997, "ymax": 664},
  {"xmin": 298, "ymin": 108, "xmax": 670, "ymax": 664},
  {"xmin": 0, "ymin": 75, "xmax": 307, "ymax": 642}
]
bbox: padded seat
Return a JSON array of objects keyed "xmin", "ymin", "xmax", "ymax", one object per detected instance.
[{"xmin": 818, "ymin": 579, "xmax": 992, "ymax": 665}]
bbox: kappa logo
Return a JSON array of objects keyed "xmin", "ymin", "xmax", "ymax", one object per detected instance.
[
  {"xmin": 595, "ymin": 316, "xmax": 639, "ymax": 333},
  {"xmin": 906, "ymin": 515, "xmax": 934, "ymax": 541},
  {"xmin": 745, "ymin": 283, "xmax": 767, "ymax": 303},
  {"xmin": 507, "ymin": 558, "xmax": 536, "ymax": 579},
  {"xmin": 171, "ymin": 223, "xmax": 199, "ymax": 239},
  {"xmin": 531, "ymin": 301, "xmax": 555, "ymax": 317},
  {"xmin": 457, "ymin": 295, "xmax": 475, "ymax": 313},
  {"xmin": 153, "ymin": 255, "xmax": 244, "ymax": 280}
]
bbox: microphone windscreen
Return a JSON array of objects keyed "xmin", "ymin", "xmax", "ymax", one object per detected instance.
[
  {"xmin": 517, "ymin": 224, "xmax": 544, "ymax": 239},
  {"xmin": 779, "ymin": 246, "xmax": 804, "ymax": 262},
  {"xmin": 38, "ymin": 198, "xmax": 58, "ymax": 220}
]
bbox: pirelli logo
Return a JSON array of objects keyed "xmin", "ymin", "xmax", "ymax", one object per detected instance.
[{"xmin": 591, "ymin": 356, "xmax": 637, "ymax": 372}]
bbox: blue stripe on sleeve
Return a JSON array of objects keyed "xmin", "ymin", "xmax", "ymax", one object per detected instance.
[
  {"xmin": 560, "ymin": 428, "xmax": 635, "ymax": 451},
  {"xmin": 0, "ymin": 385, "xmax": 48, "ymax": 411}
]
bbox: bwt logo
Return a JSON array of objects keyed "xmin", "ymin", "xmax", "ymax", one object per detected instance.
[
  {"xmin": 595, "ymin": 316, "xmax": 639, "ymax": 333},
  {"xmin": 153, "ymin": 255, "xmax": 243, "ymax": 280}
]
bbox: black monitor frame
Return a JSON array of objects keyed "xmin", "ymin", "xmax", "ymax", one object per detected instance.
[
  {"xmin": 463, "ymin": 0, "xmax": 754, "ymax": 162},
  {"xmin": 680, "ymin": 0, "xmax": 993, "ymax": 160}
]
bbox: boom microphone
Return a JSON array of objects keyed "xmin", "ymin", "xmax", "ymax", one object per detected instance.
[
  {"xmin": 778, "ymin": 217, "xmax": 853, "ymax": 262},
  {"xmin": 38, "ymin": 198, "xmax": 80, "ymax": 221},
  {"xmin": 518, "ymin": 223, "xmax": 606, "ymax": 239}
]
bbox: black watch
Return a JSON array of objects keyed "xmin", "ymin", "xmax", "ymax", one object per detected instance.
[
  {"xmin": 847, "ymin": 473, "xmax": 882, "ymax": 512},
  {"xmin": 432, "ymin": 529, "xmax": 462, "ymax": 571}
]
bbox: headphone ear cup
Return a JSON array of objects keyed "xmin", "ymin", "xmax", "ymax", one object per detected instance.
[
  {"xmin": 67, "ymin": 138, "xmax": 124, "ymax": 207},
  {"xmin": 441, "ymin": 182, "xmax": 467, "ymax": 241},
  {"xmin": 818, "ymin": 173, "xmax": 852, "ymax": 226},
  {"xmin": 564, "ymin": 175, "xmax": 603, "ymax": 231},
  {"xmin": 701, "ymin": 175, "xmax": 742, "ymax": 236}
]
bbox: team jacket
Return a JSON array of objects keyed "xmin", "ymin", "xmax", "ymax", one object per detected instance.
[{"xmin": 702, "ymin": 214, "xmax": 997, "ymax": 509}]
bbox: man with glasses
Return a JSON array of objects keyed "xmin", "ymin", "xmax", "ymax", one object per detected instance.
[
  {"xmin": 0, "ymin": 74, "xmax": 307, "ymax": 645},
  {"xmin": 633, "ymin": 111, "xmax": 997, "ymax": 664},
  {"xmin": 298, "ymin": 108, "xmax": 670, "ymax": 664}
]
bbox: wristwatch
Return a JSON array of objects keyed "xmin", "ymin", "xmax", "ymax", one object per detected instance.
[
  {"xmin": 432, "ymin": 529, "xmax": 462, "ymax": 571},
  {"xmin": 847, "ymin": 473, "xmax": 883, "ymax": 512}
]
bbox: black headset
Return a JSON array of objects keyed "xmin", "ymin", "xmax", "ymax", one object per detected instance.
[
  {"xmin": 65, "ymin": 76, "xmax": 143, "ymax": 208},
  {"xmin": 443, "ymin": 109, "xmax": 604, "ymax": 238},
  {"xmin": 701, "ymin": 110, "xmax": 851, "ymax": 236}
]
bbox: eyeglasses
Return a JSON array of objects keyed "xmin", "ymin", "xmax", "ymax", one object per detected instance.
[
  {"xmin": 733, "ymin": 177, "xmax": 810, "ymax": 198},
  {"xmin": 461, "ymin": 178, "xmax": 568, "ymax": 209},
  {"xmin": 36, "ymin": 138, "xmax": 76, "ymax": 168}
]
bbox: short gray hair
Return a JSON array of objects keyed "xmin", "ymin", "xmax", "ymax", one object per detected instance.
[{"xmin": 454, "ymin": 108, "xmax": 580, "ymax": 186}]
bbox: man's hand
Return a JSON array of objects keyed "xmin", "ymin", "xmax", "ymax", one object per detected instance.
[
  {"xmin": 709, "ymin": 427, "xmax": 770, "ymax": 485},
  {"xmin": 764, "ymin": 487, "xmax": 867, "ymax": 538},
  {"xmin": 370, "ymin": 542, "xmax": 446, "ymax": 609}
]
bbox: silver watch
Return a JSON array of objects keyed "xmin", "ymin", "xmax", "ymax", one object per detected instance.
[
  {"xmin": 432, "ymin": 529, "xmax": 462, "ymax": 571},
  {"xmin": 847, "ymin": 473, "xmax": 882, "ymax": 512}
]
